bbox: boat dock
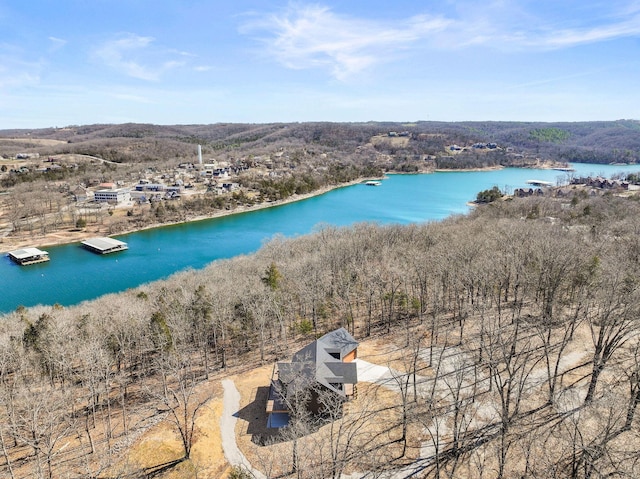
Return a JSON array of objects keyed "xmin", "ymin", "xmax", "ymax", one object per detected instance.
[
  {"xmin": 526, "ymin": 180, "xmax": 554, "ymax": 187},
  {"xmin": 7, "ymin": 247, "xmax": 50, "ymax": 265},
  {"xmin": 365, "ymin": 180, "xmax": 382, "ymax": 186},
  {"xmin": 81, "ymin": 237, "xmax": 128, "ymax": 255}
]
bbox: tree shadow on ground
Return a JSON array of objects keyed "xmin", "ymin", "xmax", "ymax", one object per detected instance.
[{"xmin": 145, "ymin": 458, "xmax": 185, "ymax": 478}]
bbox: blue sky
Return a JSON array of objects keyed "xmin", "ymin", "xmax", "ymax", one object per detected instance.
[{"xmin": 1, "ymin": 0, "xmax": 639, "ymax": 128}]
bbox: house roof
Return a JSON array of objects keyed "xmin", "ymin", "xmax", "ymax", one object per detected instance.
[{"xmin": 278, "ymin": 327, "xmax": 358, "ymax": 396}]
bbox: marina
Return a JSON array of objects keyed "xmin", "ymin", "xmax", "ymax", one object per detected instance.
[
  {"xmin": 7, "ymin": 247, "xmax": 50, "ymax": 265},
  {"xmin": 81, "ymin": 237, "xmax": 129, "ymax": 255}
]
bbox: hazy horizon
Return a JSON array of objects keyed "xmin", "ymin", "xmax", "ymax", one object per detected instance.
[{"xmin": 2, "ymin": 1, "xmax": 639, "ymax": 129}]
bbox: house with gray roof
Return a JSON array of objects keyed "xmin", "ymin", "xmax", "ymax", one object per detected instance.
[{"xmin": 266, "ymin": 328, "xmax": 358, "ymax": 427}]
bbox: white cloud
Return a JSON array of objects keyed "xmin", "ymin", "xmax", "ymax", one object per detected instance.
[
  {"xmin": 94, "ymin": 34, "xmax": 157, "ymax": 80},
  {"xmin": 94, "ymin": 33, "xmax": 188, "ymax": 81},
  {"xmin": 446, "ymin": 1, "xmax": 640, "ymax": 50},
  {"xmin": 163, "ymin": 60, "xmax": 186, "ymax": 70},
  {"xmin": 170, "ymin": 49, "xmax": 197, "ymax": 57},
  {"xmin": 241, "ymin": 4, "xmax": 451, "ymax": 80},
  {"xmin": 0, "ymin": 44, "xmax": 43, "ymax": 89},
  {"xmin": 241, "ymin": 2, "xmax": 640, "ymax": 79},
  {"xmin": 48, "ymin": 36, "xmax": 67, "ymax": 51},
  {"xmin": 533, "ymin": 14, "xmax": 640, "ymax": 48},
  {"xmin": 111, "ymin": 92, "xmax": 155, "ymax": 104},
  {"xmin": 0, "ymin": 71, "xmax": 40, "ymax": 89}
]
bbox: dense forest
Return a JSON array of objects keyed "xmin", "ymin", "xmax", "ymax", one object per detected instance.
[{"xmin": 2, "ymin": 189, "xmax": 640, "ymax": 478}]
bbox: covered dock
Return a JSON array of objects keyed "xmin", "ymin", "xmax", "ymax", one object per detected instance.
[
  {"xmin": 7, "ymin": 247, "xmax": 50, "ymax": 265},
  {"xmin": 526, "ymin": 179, "xmax": 554, "ymax": 187},
  {"xmin": 81, "ymin": 237, "xmax": 128, "ymax": 255}
]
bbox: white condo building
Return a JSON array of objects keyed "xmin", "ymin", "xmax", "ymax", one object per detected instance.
[{"xmin": 93, "ymin": 188, "xmax": 131, "ymax": 204}]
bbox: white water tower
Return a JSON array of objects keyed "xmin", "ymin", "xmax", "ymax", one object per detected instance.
[{"xmin": 197, "ymin": 144, "xmax": 203, "ymax": 165}]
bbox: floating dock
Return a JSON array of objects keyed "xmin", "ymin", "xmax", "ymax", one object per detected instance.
[
  {"xmin": 364, "ymin": 180, "xmax": 382, "ymax": 186},
  {"xmin": 81, "ymin": 237, "xmax": 128, "ymax": 255},
  {"xmin": 7, "ymin": 247, "xmax": 50, "ymax": 265},
  {"xmin": 526, "ymin": 180, "xmax": 554, "ymax": 187}
]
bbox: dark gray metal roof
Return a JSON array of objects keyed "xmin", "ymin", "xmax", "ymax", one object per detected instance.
[
  {"xmin": 277, "ymin": 328, "xmax": 358, "ymax": 396},
  {"xmin": 323, "ymin": 361, "xmax": 358, "ymax": 384},
  {"xmin": 316, "ymin": 327, "xmax": 358, "ymax": 356}
]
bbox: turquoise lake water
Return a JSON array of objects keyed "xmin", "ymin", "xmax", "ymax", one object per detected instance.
[{"xmin": 1, "ymin": 163, "xmax": 638, "ymax": 313}]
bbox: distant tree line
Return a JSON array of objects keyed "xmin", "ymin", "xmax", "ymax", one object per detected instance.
[{"xmin": 3, "ymin": 120, "xmax": 640, "ymax": 167}]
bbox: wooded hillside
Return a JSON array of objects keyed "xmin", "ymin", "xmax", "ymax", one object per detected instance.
[
  {"xmin": 1, "ymin": 190, "xmax": 640, "ymax": 478},
  {"xmin": 2, "ymin": 120, "xmax": 639, "ymax": 166}
]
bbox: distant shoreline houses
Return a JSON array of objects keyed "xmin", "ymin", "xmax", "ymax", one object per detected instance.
[
  {"xmin": 77, "ymin": 180, "xmax": 185, "ymax": 206},
  {"xmin": 69, "ymin": 160, "xmax": 244, "ymax": 207},
  {"xmin": 570, "ymin": 176, "xmax": 629, "ymax": 190},
  {"xmin": 449, "ymin": 142, "xmax": 498, "ymax": 151},
  {"xmin": 513, "ymin": 175, "xmax": 632, "ymax": 200}
]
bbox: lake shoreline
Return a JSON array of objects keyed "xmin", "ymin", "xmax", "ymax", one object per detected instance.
[
  {"xmin": 0, "ymin": 160, "xmax": 589, "ymax": 254},
  {"xmin": 0, "ymin": 179, "xmax": 365, "ymax": 253},
  {"xmin": 2, "ymin": 162, "xmax": 638, "ymax": 313}
]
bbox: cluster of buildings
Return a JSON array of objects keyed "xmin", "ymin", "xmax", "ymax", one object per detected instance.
[
  {"xmin": 570, "ymin": 176, "xmax": 630, "ymax": 190},
  {"xmin": 472, "ymin": 142, "xmax": 498, "ymax": 149},
  {"xmin": 3, "ymin": 144, "xmax": 254, "ymax": 208},
  {"xmin": 15, "ymin": 152, "xmax": 40, "ymax": 159},
  {"xmin": 513, "ymin": 175, "xmax": 634, "ymax": 200},
  {"xmin": 450, "ymin": 142, "xmax": 499, "ymax": 152},
  {"xmin": 513, "ymin": 187, "xmax": 545, "ymax": 198},
  {"xmin": 72, "ymin": 157, "xmax": 246, "ymax": 206},
  {"xmin": 388, "ymin": 131, "xmax": 410, "ymax": 137}
]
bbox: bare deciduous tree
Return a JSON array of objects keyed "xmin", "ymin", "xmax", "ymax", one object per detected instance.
[{"xmin": 151, "ymin": 353, "xmax": 208, "ymax": 461}]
